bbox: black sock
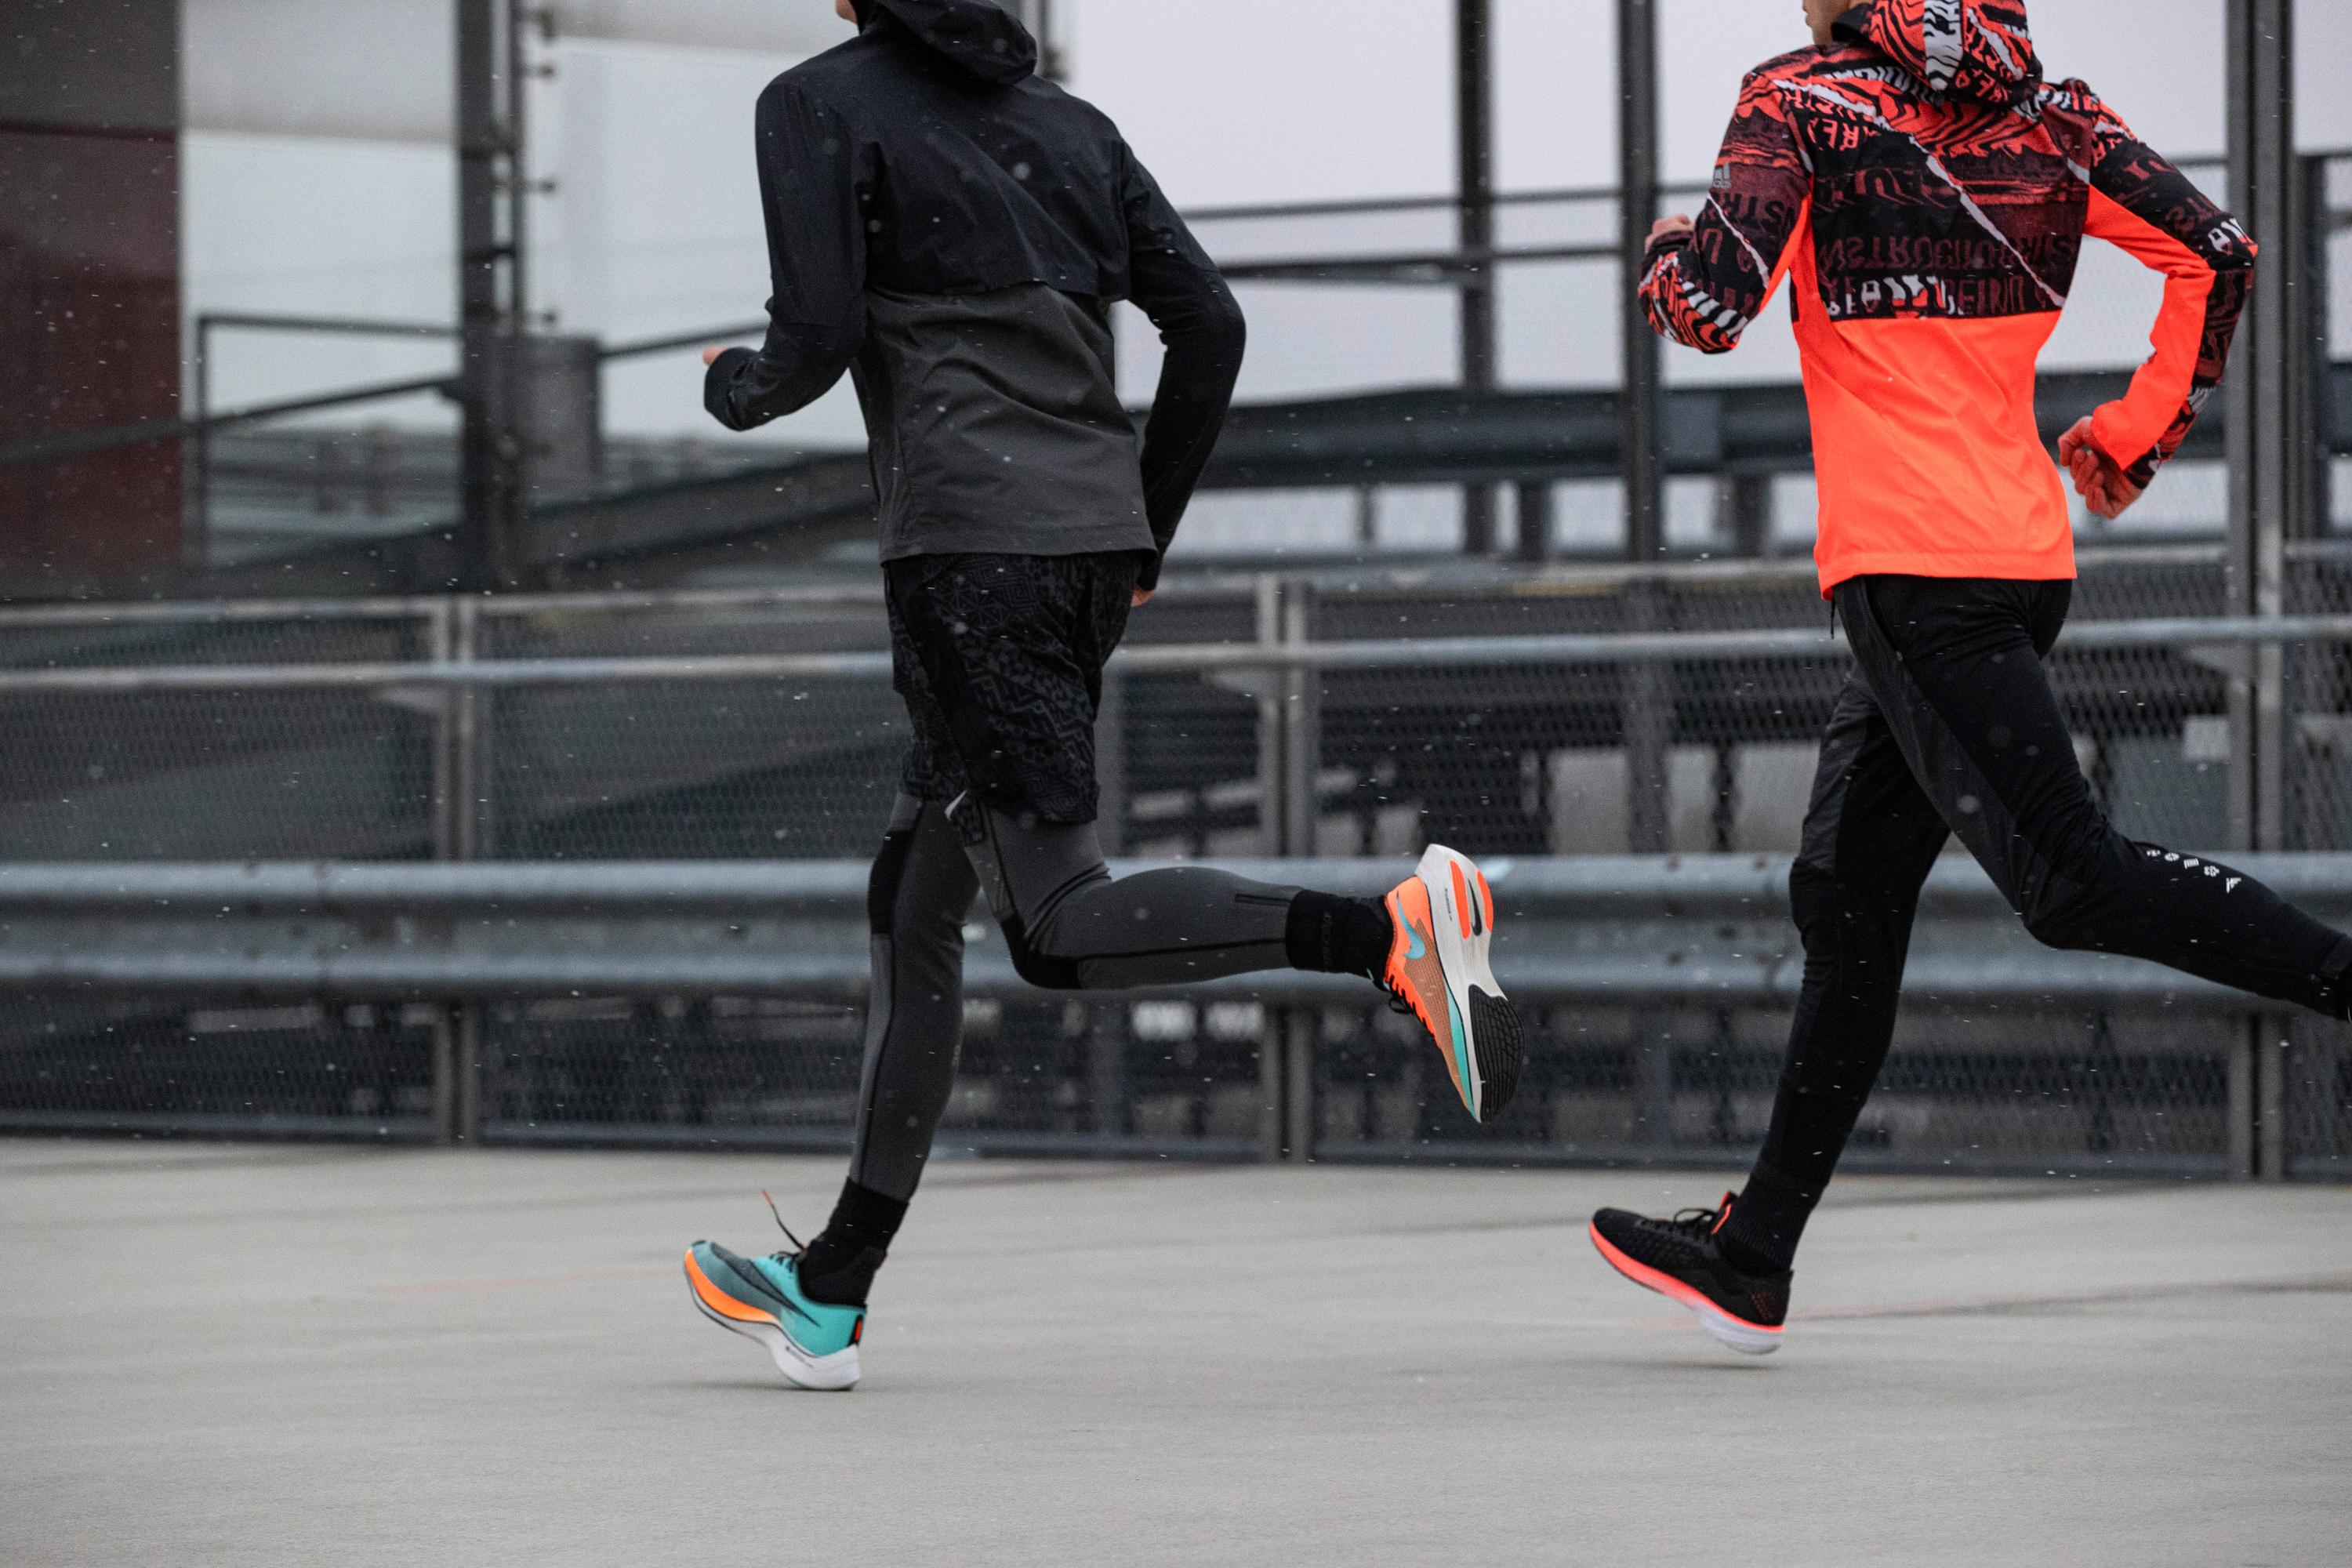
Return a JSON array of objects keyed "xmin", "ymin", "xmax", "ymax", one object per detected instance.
[
  {"xmin": 1716, "ymin": 1160, "xmax": 1817, "ymax": 1277},
  {"xmin": 2320, "ymin": 934, "xmax": 2352, "ymax": 1022},
  {"xmin": 797, "ymin": 1179, "xmax": 909, "ymax": 1307},
  {"xmin": 1286, "ymin": 891, "xmax": 1394, "ymax": 978}
]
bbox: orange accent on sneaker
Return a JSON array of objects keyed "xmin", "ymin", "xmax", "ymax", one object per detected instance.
[
  {"xmin": 1450, "ymin": 862, "xmax": 1473, "ymax": 938},
  {"xmin": 1382, "ymin": 877, "xmax": 1468, "ymax": 1106},
  {"xmin": 1589, "ymin": 1221, "xmax": 1784, "ymax": 1339},
  {"xmin": 1711, "ymin": 1195, "xmax": 1736, "ymax": 1236},
  {"xmin": 684, "ymin": 1249, "xmax": 776, "ymax": 1327},
  {"xmin": 1475, "ymin": 868, "xmax": 1494, "ymax": 932}
]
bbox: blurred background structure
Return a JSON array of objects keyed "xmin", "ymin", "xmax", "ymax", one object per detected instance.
[{"xmin": 1, "ymin": 0, "xmax": 2349, "ymax": 1180}]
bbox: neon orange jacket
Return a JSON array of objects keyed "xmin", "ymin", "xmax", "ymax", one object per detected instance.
[{"xmin": 1641, "ymin": 0, "xmax": 2256, "ymax": 594}]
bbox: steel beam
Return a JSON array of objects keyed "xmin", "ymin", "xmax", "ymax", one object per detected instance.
[
  {"xmin": 1457, "ymin": 0, "xmax": 1499, "ymax": 554},
  {"xmin": 456, "ymin": 0, "xmax": 524, "ymax": 593},
  {"xmin": 2226, "ymin": 0, "xmax": 2297, "ymax": 1180}
]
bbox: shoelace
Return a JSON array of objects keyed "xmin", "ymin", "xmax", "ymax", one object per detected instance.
[
  {"xmin": 760, "ymin": 1189, "xmax": 805, "ymax": 1262},
  {"xmin": 1666, "ymin": 1205, "xmax": 1728, "ymax": 1240}
]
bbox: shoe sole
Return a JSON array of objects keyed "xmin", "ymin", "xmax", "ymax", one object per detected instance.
[
  {"xmin": 682, "ymin": 1249, "xmax": 862, "ymax": 1391},
  {"xmin": 1588, "ymin": 1222, "xmax": 1784, "ymax": 1356},
  {"xmin": 1407, "ymin": 844, "xmax": 1523, "ymax": 1122}
]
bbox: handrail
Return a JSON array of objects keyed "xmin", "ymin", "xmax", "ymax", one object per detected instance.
[
  {"xmin": 0, "ymin": 542, "xmax": 2254, "ymax": 632},
  {"xmin": 0, "ymin": 613, "xmax": 2348, "ymax": 695},
  {"xmin": 0, "ymin": 372, "xmax": 459, "ymax": 469},
  {"xmin": 5, "ymin": 851, "xmax": 2346, "ymax": 913}
]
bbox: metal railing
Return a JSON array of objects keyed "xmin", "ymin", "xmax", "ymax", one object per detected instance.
[{"xmin": 2, "ymin": 583, "xmax": 2350, "ymax": 1178}]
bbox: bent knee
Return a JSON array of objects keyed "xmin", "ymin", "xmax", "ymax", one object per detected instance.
[
  {"xmin": 2021, "ymin": 898, "xmax": 2098, "ymax": 952},
  {"xmin": 1001, "ymin": 922, "xmax": 1086, "ymax": 991}
]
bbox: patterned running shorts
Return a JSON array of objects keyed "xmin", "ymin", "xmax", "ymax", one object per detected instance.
[{"xmin": 884, "ymin": 551, "xmax": 1144, "ymax": 826}]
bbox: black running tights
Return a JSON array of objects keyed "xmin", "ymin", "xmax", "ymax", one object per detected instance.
[{"xmin": 1727, "ymin": 576, "xmax": 2352, "ymax": 1267}]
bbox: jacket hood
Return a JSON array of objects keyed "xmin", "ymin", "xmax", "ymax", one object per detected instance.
[
  {"xmin": 859, "ymin": 0, "xmax": 1037, "ymax": 85},
  {"xmin": 1838, "ymin": 0, "xmax": 2039, "ymax": 104}
]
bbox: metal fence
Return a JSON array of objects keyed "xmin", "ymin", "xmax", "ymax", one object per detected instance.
[{"xmin": 1, "ymin": 555, "xmax": 2348, "ymax": 1179}]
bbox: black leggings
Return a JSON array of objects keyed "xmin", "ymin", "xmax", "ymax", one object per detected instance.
[
  {"xmin": 848, "ymin": 793, "xmax": 1300, "ymax": 1200},
  {"xmin": 1728, "ymin": 576, "xmax": 2352, "ymax": 1266}
]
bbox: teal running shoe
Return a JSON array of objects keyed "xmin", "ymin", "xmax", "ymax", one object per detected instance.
[{"xmin": 684, "ymin": 1225, "xmax": 864, "ymax": 1391}]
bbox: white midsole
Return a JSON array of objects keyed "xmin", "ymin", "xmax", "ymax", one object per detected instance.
[
  {"xmin": 1417, "ymin": 844, "xmax": 1502, "ymax": 1114},
  {"xmin": 691, "ymin": 1297, "xmax": 862, "ymax": 1391},
  {"xmin": 1693, "ymin": 1303, "xmax": 1784, "ymax": 1356}
]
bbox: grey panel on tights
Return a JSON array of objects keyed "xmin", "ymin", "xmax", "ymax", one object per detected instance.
[
  {"xmin": 956, "ymin": 797, "xmax": 1297, "ymax": 990},
  {"xmin": 848, "ymin": 795, "xmax": 979, "ymax": 1201}
]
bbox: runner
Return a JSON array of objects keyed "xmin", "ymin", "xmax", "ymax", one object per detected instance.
[
  {"xmin": 1589, "ymin": 0, "xmax": 2352, "ymax": 1356},
  {"xmin": 681, "ymin": 0, "xmax": 1522, "ymax": 1389}
]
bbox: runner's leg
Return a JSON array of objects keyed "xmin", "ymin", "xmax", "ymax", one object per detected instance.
[
  {"xmin": 1713, "ymin": 674, "xmax": 1952, "ymax": 1275},
  {"xmin": 1839, "ymin": 575, "xmax": 2352, "ymax": 1009}
]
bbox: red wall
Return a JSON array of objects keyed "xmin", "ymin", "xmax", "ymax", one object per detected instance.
[{"xmin": 0, "ymin": 0, "xmax": 183, "ymax": 586}]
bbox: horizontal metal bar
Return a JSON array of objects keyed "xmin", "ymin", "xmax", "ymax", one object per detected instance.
[
  {"xmin": 1182, "ymin": 179, "xmax": 1728, "ymax": 224},
  {"xmin": 600, "ymin": 321, "xmax": 766, "ymax": 361},
  {"xmin": 0, "ymin": 945, "xmax": 2275, "ymax": 1007},
  {"xmin": 1221, "ymin": 243, "xmax": 1614, "ymax": 283},
  {"xmin": 0, "ymin": 373, "xmax": 459, "ymax": 469},
  {"xmin": 4, "ymin": 614, "xmax": 2351, "ymax": 695},
  {"xmin": 0, "ymin": 541, "xmax": 2239, "ymax": 633},
  {"xmin": 199, "ymin": 312, "xmax": 460, "ymax": 339},
  {"xmin": 9, "ymin": 852, "xmax": 2345, "ymax": 914}
]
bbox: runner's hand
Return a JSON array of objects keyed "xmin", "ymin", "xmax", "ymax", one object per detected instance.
[
  {"xmin": 2057, "ymin": 416, "xmax": 2144, "ymax": 521},
  {"xmin": 701, "ymin": 347, "xmax": 728, "ymax": 366},
  {"xmin": 1131, "ymin": 588, "xmax": 1154, "ymax": 608},
  {"xmin": 1647, "ymin": 214, "xmax": 1696, "ymax": 249}
]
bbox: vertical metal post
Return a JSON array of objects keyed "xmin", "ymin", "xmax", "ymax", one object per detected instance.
[
  {"xmin": 2226, "ymin": 0, "xmax": 2294, "ymax": 1178},
  {"xmin": 1721, "ymin": 471, "xmax": 1772, "ymax": 558},
  {"xmin": 2259, "ymin": 1025, "xmax": 2291, "ymax": 1183},
  {"xmin": 457, "ymin": 0, "xmax": 525, "ymax": 593},
  {"xmin": 1617, "ymin": 0, "xmax": 1669, "ymax": 857},
  {"xmin": 429, "ymin": 599, "xmax": 487, "ymax": 1143},
  {"xmin": 1617, "ymin": 0, "xmax": 1664, "ymax": 572},
  {"xmin": 1253, "ymin": 574, "xmax": 1285, "ymax": 858},
  {"xmin": 1515, "ymin": 478, "xmax": 1555, "ymax": 564},
  {"xmin": 1255, "ymin": 578, "xmax": 1320, "ymax": 1160},
  {"xmin": 190, "ymin": 314, "xmax": 213, "ymax": 571},
  {"xmin": 1279, "ymin": 583, "xmax": 1319, "ymax": 862},
  {"xmin": 1457, "ymin": 0, "xmax": 1499, "ymax": 555}
]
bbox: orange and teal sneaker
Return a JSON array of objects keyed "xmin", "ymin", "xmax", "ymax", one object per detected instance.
[
  {"xmin": 1380, "ymin": 844, "xmax": 1522, "ymax": 1123},
  {"xmin": 684, "ymin": 1235, "xmax": 864, "ymax": 1391}
]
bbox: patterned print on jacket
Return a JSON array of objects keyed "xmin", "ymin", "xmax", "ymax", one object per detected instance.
[{"xmin": 1640, "ymin": 0, "xmax": 2255, "ymax": 593}]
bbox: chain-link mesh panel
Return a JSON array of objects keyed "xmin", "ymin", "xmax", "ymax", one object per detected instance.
[
  {"xmin": 478, "ymin": 995, "xmax": 1266, "ymax": 1159},
  {"xmin": 2285, "ymin": 1014, "xmax": 2352, "ymax": 1181},
  {"xmin": 0, "ymin": 996, "xmax": 436, "ymax": 1137},
  {"xmin": 1312, "ymin": 1001, "xmax": 2229, "ymax": 1174},
  {"xmin": 0, "ymin": 613, "xmax": 440, "ymax": 860}
]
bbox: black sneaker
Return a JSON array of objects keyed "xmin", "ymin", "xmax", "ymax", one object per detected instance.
[{"xmin": 1589, "ymin": 1194, "xmax": 1790, "ymax": 1356}]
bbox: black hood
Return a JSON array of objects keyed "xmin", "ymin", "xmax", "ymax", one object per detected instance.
[{"xmin": 858, "ymin": 0, "xmax": 1037, "ymax": 85}]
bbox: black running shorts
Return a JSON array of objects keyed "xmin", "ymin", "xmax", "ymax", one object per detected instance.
[{"xmin": 884, "ymin": 551, "xmax": 1144, "ymax": 826}]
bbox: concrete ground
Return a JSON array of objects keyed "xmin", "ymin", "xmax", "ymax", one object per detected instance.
[{"xmin": 4, "ymin": 1142, "xmax": 2349, "ymax": 1568}]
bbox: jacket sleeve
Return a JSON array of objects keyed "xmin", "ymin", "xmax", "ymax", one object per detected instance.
[
  {"xmin": 1641, "ymin": 67, "xmax": 1811, "ymax": 354},
  {"xmin": 2076, "ymin": 91, "xmax": 2258, "ymax": 490},
  {"xmin": 1120, "ymin": 147, "xmax": 1247, "ymax": 590},
  {"xmin": 704, "ymin": 80, "xmax": 872, "ymax": 433}
]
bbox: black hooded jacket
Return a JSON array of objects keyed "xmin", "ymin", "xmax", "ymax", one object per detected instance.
[{"xmin": 704, "ymin": 0, "xmax": 1243, "ymax": 586}]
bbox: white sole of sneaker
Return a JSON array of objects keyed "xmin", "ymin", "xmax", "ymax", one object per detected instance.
[
  {"xmin": 1589, "ymin": 1221, "xmax": 1784, "ymax": 1357},
  {"xmin": 686, "ymin": 1275, "xmax": 862, "ymax": 1390},
  {"xmin": 1416, "ymin": 844, "xmax": 1522, "ymax": 1122}
]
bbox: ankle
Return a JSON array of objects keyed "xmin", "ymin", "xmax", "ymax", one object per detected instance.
[
  {"xmin": 1285, "ymin": 890, "xmax": 1393, "ymax": 978},
  {"xmin": 1717, "ymin": 1161, "xmax": 1817, "ymax": 1277},
  {"xmin": 798, "ymin": 1178, "xmax": 909, "ymax": 1306}
]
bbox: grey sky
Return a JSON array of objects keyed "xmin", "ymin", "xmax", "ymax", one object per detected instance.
[{"xmin": 1076, "ymin": 0, "xmax": 2351, "ymax": 205}]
